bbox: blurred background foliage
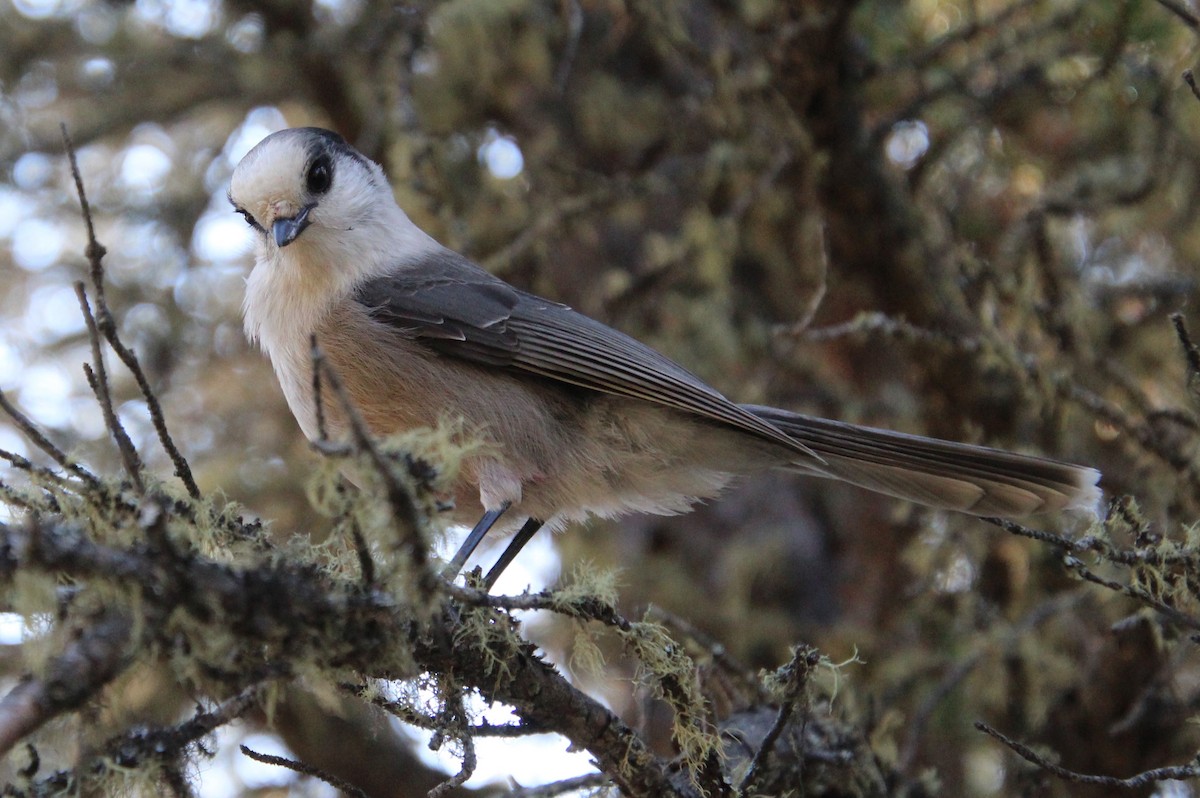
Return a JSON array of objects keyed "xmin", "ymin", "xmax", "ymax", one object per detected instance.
[{"xmin": 3, "ymin": 0, "xmax": 1200, "ymax": 795}]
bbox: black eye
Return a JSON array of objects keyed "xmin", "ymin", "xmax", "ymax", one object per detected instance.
[{"xmin": 306, "ymin": 155, "xmax": 333, "ymax": 194}]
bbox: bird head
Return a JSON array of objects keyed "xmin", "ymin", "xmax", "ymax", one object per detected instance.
[{"xmin": 228, "ymin": 127, "xmax": 392, "ymax": 256}]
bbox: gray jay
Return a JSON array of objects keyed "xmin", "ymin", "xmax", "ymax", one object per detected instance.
[{"xmin": 229, "ymin": 127, "xmax": 1101, "ymax": 587}]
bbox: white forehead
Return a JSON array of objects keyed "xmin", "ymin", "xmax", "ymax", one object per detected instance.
[{"xmin": 229, "ymin": 130, "xmax": 314, "ymax": 206}]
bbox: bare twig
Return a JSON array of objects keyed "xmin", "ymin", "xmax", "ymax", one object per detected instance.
[
  {"xmin": 310, "ymin": 347, "xmax": 426, "ymax": 566},
  {"xmin": 1171, "ymin": 312, "xmax": 1200, "ymax": 375},
  {"xmin": 59, "ymin": 124, "xmax": 106, "ymax": 288},
  {"xmin": 976, "ymin": 721, "xmax": 1200, "ymax": 787},
  {"xmin": 354, "ymin": 685, "xmax": 550, "ymax": 736},
  {"xmin": 348, "ymin": 515, "xmax": 376, "ymax": 586},
  {"xmin": 0, "ymin": 390, "xmax": 100, "ymax": 489},
  {"xmin": 510, "ymin": 772, "xmax": 612, "ymax": 797},
  {"xmin": 240, "ymin": 746, "xmax": 370, "ymax": 798},
  {"xmin": 738, "ymin": 645, "xmax": 818, "ymax": 796},
  {"xmin": 97, "ymin": 685, "xmax": 263, "ymax": 776},
  {"xmin": 310, "ymin": 334, "xmax": 330, "ymax": 443},
  {"xmin": 60, "ymin": 125, "xmax": 201, "ymax": 500},
  {"xmin": 1171, "ymin": 312, "xmax": 1200, "ymax": 412},
  {"xmin": 76, "ymin": 284, "xmax": 144, "ymax": 492}
]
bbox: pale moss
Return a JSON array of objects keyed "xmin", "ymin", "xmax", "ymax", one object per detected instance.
[
  {"xmin": 354, "ymin": 678, "xmax": 383, "ymax": 704},
  {"xmin": 804, "ymin": 647, "xmax": 862, "ymax": 708},
  {"xmin": 295, "ymin": 664, "xmax": 354, "ymax": 718},
  {"xmin": 453, "ymin": 605, "xmax": 520, "ymax": 688},
  {"xmin": 1182, "ymin": 518, "xmax": 1200, "ymax": 550},
  {"xmin": 550, "ymin": 562, "xmax": 621, "ymax": 611},
  {"xmin": 620, "ymin": 618, "xmax": 723, "ymax": 785},
  {"xmin": 186, "ymin": 494, "xmax": 269, "ymax": 564},
  {"xmin": 308, "ymin": 421, "xmax": 485, "ymax": 555},
  {"xmin": 9, "ymin": 570, "xmax": 66, "ymax": 676},
  {"xmin": 84, "ymin": 753, "xmax": 174, "ymax": 797},
  {"xmin": 548, "ymin": 566, "xmax": 621, "ymax": 685},
  {"xmin": 568, "ymin": 622, "xmax": 607, "ymax": 679}
]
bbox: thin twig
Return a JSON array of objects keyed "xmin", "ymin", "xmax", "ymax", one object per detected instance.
[
  {"xmin": 738, "ymin": 645, "xmax": 818, "ymax": 795},
  {"xmin": 0, "ymin": 448, "xmax": 86, "ymax": 492},
  {"xmin": 77, "ymin": 284, "xmax": 144, "ymax": 492},
  {"xmin": 99, "ymin": 685, "xmax": 263, "ymax": 772},
  {"xmin": 0, "ymin": 480, "xmax": 57, "ymax": 514},
  {"xmin": 240, "ymin": 746, "xmax": 370, "ymax": 798},
  {"xmin": 356, "ymin": 686, "xmax": 549, "ymax": 736},
  {"xmin": 59, "ymin": 124, "xmax": 105, "ymax": 291},
  {"xmin": 985, "ymin": 517, "xmax": 1200, "ymax": 630},
  {"xmin": 984, "ymin": 515, "xmax": 1200, "ymax": 568},
  {"xmin": 510, "ymin": 772, "xmax": 612, "ymax": 797},
  {"xmin": 1063, "ymin": 554, "xmax": 1200, "ymax": 631},
  {"xmin": 1171, "ymin": 312, "xmax": 1200, "ymax": 375},
  {"xmin": 60, "ymin": 124, "xmax": 201, "ymax": 500},
  {"xmin": 976, "ymin": 721, "xmax": 1200, "ymax": 786},
  {"xmin": 0, "ymin": 391, "xmax": 100, "ymax": 489},
  {"xmin": 311, "ymin": 349, "xmax": 431, "ymax": 585},
  {"xmin": 310, "ymin": 334, "xmax": 329, "ymax": 442},
  {"xmin": 348, "ymin": 515, "xmax": 376, "ymax": 586},
  {"xmin": 1170, "ymin": 313, "xmax": 1200, "ymax": 414},
  {"xmin": 428, "ymin": 684, "xmax": 477, "ymax": 797}
]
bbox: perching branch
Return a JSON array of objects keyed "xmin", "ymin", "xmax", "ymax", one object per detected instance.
[{"xmin": 0, "ymin": 141, "xmax": 776, "ymax": 798}]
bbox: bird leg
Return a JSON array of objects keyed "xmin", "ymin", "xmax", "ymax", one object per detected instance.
[
  {"xmin": 483, "ymin": 517, "xmax": 545, "ymax": 590},
  {"xmin": 442, "ymin": 503, "xmax": 510, "ymax": 579}
]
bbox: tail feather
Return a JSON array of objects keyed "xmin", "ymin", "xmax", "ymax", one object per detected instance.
[{"xmin": 743, "ymin": 405, "xmax": 1101, "ymax": 518}]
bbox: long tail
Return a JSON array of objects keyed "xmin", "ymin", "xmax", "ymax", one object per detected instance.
[{"xmin": 743, "ymin": 405, "xmax": 1101, "ymax": 518}]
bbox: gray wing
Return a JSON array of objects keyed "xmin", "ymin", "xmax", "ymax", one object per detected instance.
[{"xmin": 352, "ymin": 250, "xmax": 815, "ymax": 457}]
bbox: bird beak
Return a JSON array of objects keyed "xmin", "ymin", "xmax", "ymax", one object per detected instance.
[{"xmin": 272, "ymin": 204, "xmax": 314, "ymax": 248}]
